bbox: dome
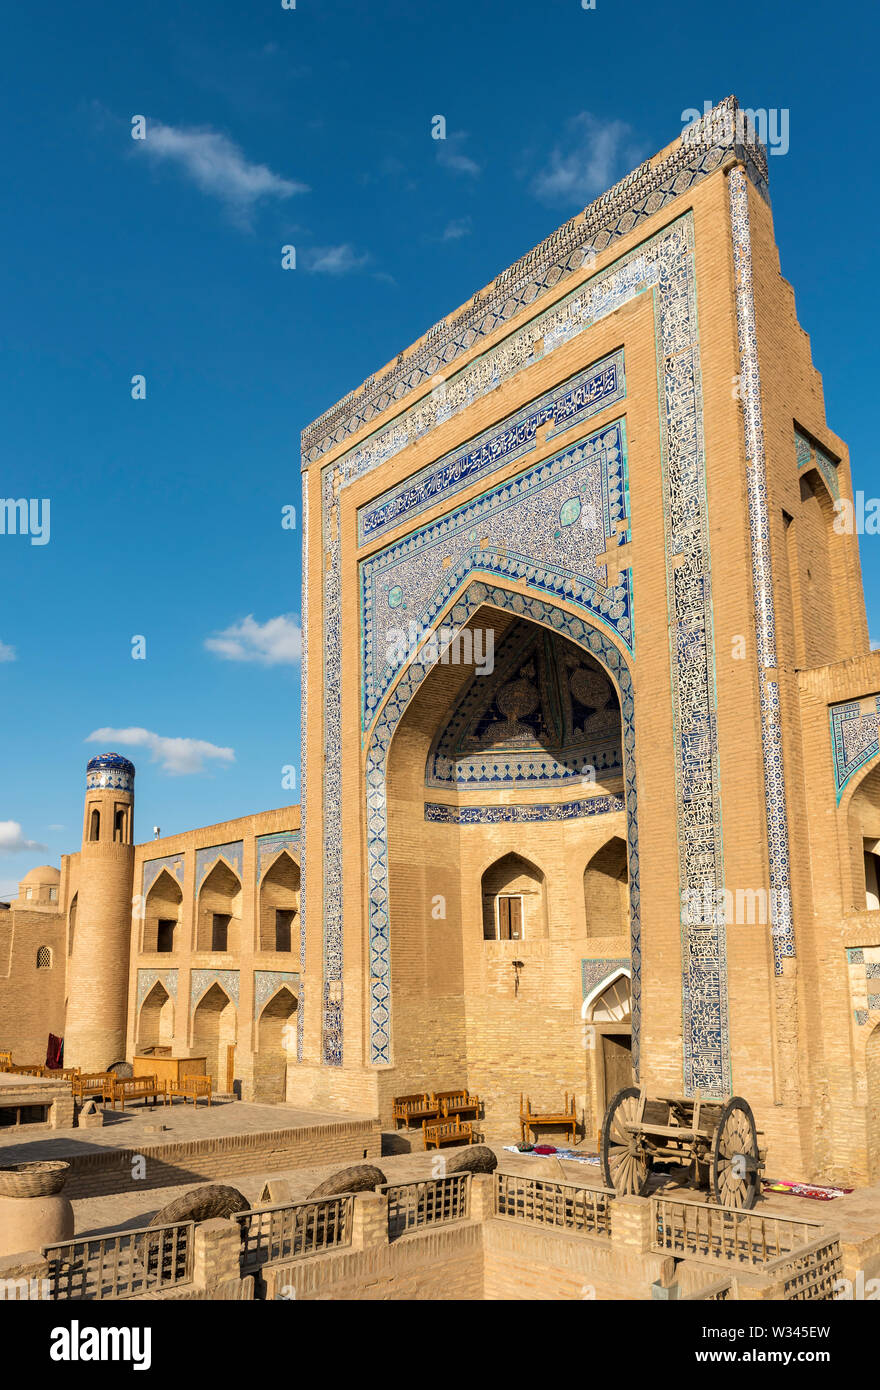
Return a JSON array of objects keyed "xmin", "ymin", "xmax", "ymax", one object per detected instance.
[
  {"xmin": 86, "ymin": 751, "xmax": 135, "ymax": 792},
  {"xmin": 19, "ymin": 865, "xmax": 60, "ymax": 886}
]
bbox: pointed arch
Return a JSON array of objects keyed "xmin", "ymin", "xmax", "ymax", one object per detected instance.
[
  {"xmin": 68, "ymin": 891, "xmax": 78, "ymax": 957},
  {"xmin": 144, "ymin": 867, "xmax": 183, "ymax": 954},
  {"xmin": 191, "ymin": 981, "xmax": 236, "ymax": 1090},
  {"xmin": 196, "ymin": 859, "xmax": 242, "ymax": 954},
  {"xmin": 480, "ymin": 851, "xmax": 547, "ymax": 941},
  {"xmin": 583, "ymin": 835, "xmax": 630, "ymax": 938},
  {"xmin": 254, "ymin": 985, "xmax": 298, "ymax": 1103},
  {"xmin": 258, "ymin": 850, "xmax": 300, "ymax": 953},
  {"xmin": 138, "ymin": 979, "xmax": 175, "ymax": 1051}
]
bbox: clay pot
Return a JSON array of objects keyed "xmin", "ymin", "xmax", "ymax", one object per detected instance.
[{"xmin": 0, "ymin": 1162, "xmax": 74, "ymax": 1259}]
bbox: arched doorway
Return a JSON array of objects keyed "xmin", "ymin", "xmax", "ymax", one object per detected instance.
[
  {"xmin": 138, "ymin": 981, "xmax": 175, "ymax": 1053},
  {"xmin": 192, "ymin": 983, "xmax": 236, "ymax": 1090},
  {"xmin": 259, "ymin": 852, "xmax": 300, "ymax": 953},
  {"xmin": 481, "ymin": 853, "xmax": 547, "ymax": 940},
  {"xmin": 68, "ymin": 892, "xmax": 78, "ymax": 956},
  {"xmin": 255, "ymin": 987, "xmax": 298, "ymax": 1103},
  {"xmin": 144, "ymin": 869, "xmax": 182, "ymax": 954},
  {"xmin": 583, "ymin": 970, "xmax": 633, "ymax": 1121},
  {"xmin": 584, "ymin": 837, "xmax": 630, "ymax": 937},
  {"xmin": 196, "ymin": 861, "xmax": 242, "ymax": 954}
]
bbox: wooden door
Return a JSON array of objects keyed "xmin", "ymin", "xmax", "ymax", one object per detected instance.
[
  {"xmin": 226, "ymin": 1043, "xmax": 235, "ymax": 1095},
  {"xmin": 602, "ymin": 1033, "xmax": 633, "ymax": 1100}
]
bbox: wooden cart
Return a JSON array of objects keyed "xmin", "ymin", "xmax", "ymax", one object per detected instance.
[{"xmin": 601, "ymin": 1087, "xmax": 764, "ymax": 1209}]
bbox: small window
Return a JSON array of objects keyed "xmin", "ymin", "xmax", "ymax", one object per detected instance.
[
  {"xmin": 496, "ymin": 896, "xmax": 523, "ymax": 941},
  {"xmin": 89, "ymin": 808, "xmax": 100, "ymax": 841},
  {"xmin": 275, "ymin": 908, "xmax": 295, "ymax": 952},
  {"xmin": 25, "ymin": 887, "xmax": 32, "ymax": 900},
  {"xmin": 212, "ymin": 913, "xmax": 230, "ymax": 952},
  {"xmin": 36, "ymin": 946, "xmax": 52, "ymax": 969},
  {"xmin": 49, "ymin": 887, "xmax": 57, "ymax": 902},
  {"xmin": 865, "ymin": 843, "xmax": 880, "ymax": 911},
  {"xmin": 114, "ymin": 808, "xmax": 126, "ymax": 843},
  {"xmin": 156, "ymin": 919, "xmax": 175, "ymax": 953}
]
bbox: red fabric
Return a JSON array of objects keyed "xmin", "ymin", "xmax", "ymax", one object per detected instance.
[
  {"xmin": 533, "ymin": 1145, "xmax": 557, "ymax": 1154},
  {"xmin": 45, "ymin": 1034, "xmax": 64, "ymax": 1069}
]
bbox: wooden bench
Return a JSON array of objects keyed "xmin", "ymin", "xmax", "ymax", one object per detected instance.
[
  {"xmin": 165, "ymin": 1074, "xmax": 212, "ymax": 1108},
  {"xmin": 0, "ymin": 1050, "xmax": 13, "ymax": 1071},
  {"xmin": 106, "ymin": 1074, "xmax": 165, "ymax": 1110},
  {"xmin": 434, "ymin": 1089, "xmax": 480, "ymax": 1120},
  {"xmin": 423, "ymin": 1116, "xmax": 473, "ymax": 1150},
  {"xmin": 7, "ymin": 1063, "xmax": 46, "ymax": 1077},
  {"xmin": 520, "ymin": 1092, "xmax": 578, "ymax": 1145},
  {"xmin": 392, "ymin": 1093, "xmax": 439, "ymax": 1129},
  {"xmin": 72, "ymin": 1072, "xmax": 114, "ymax": 1104},
  {"xmin": 45, "ymin": 1066, "xmax": 80, "ymax": 1083}
]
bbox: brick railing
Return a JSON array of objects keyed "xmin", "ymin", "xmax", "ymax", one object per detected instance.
[
  {"xmin": 682, "ymin": 1277, "xmax": 735, "ymax": 1300},
  {"xmin": 43, "ymin": 1221, "xmax": 194, "ymax": 1300},
  {"xmin": 494, "ymin": 1172, "xmax": 614, "ymax": 1236},
  {"xmin": 235, "ymin": 1195, "xmax": 354, "ymax": 1273},
  {"xmin": 381, "ymin": 1174, "xmax": 471, "ymax": 1240},
  {"xmin": 765, "ymin": 1235, "xmax": 844, "ymax": 1301},
  {"xmin": 651, "ymin": 1196, "xmax": 826, "ymax": 1269}
]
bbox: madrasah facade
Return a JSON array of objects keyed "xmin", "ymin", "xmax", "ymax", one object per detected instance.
[{"xmin": 3, "ymin": 96, "xmax": 880, "ymax": 1185}]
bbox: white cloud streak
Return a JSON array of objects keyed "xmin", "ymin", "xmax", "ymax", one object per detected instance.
[
  {"xmin": 86, "ymin": 728, "xmax": 235, "ymax": 776},
  {"xmin": 0, "ymin": 821, "xmax": 48, "ymax": 856},
  {"xmin": 304, "ymin": 244, "xmax": 371, "ymax": 275},
  {"xmin": 0, "ymin": 641, "xmax": 16, "ymax": 662},
  {"xmin": 531, "ymin": 113, "xmax": 639, "ymax": 206},
  {"xmin": 204, "ymin": 614, "xmax": 301, "ymax": 666}
]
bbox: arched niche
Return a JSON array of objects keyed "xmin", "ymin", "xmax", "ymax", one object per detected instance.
[
  {"xmin": 144, "ymin": 868, "xmax": 183, "ymax": 954},
  {"xmin": 254, "ymin": 986, "xmax": 298, "ymax": 1103},
  {"xmin": 191, "ymin": 982, "xmax": 236, "ymax": 1090},
  {"xmin": 583, "ymin": 836, "xmax": 630, "ymax": 938},
  {"xmin": 259, "ymin": 852, "xmax": 300, "ymax": 953},
  {"xmin": 480, "ymin": 852, "xmax": 547, "ymax": 941},
  {"xmin": 137, "ymin": 980, "xmax": 175, "ymax": 1052},
  {"xmin": 196, "ymin": 860, "xmax": 242, "ymax": 954},
  {"xmin": 846, "ymin": 759, "xmax": 880, "ymax": 912},
  {"xmin": 582, "ymin": 969, "xmax": 633, "ymax": 1120}
]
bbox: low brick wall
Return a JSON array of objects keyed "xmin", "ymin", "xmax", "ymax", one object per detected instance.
[{"xmin": 57, "ymin": 1119, "xmax": 381, "ymax": 1198}]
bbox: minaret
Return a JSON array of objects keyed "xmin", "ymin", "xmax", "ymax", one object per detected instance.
[{"xmin": 64, "ymin": 753, "xmax": 136, "ymax": 1071}]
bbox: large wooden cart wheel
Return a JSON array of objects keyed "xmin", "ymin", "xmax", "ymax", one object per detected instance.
[
  {"xmin": 601, "ymin": 1086, "xmax": 652, "ymax": 1196},
  {"xmin": 712, "ymin": 1096, "xmax": 760, "ymax": 1209}
]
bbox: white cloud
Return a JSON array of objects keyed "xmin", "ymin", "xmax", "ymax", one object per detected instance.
[
  {"xmin": 204, "ymin": 613, "xmax": 301, "ymax": 666},
  {"xmin": 305, "ymin": 244, "xmax": 371, "ymax": 275},
  {"xmin": 136, "ymin": 120, "xmax": 308, "ymax": 224},
  {"xmin": 442, "ymin": 216, "xmax": 472, "ymax": 241},
  {"xmin": 0, "ymin": 640, "xmax": 16, "ymax": 662},
  {"xmin": 531, "ymin": 113, "xmax": 640, "ymax": 206},
  {"xmin": 872, "ymin": 638, "xmax": 880, "ymax": 651},
  {"xmin": 0, "ymin": 822, "xmax": 48, "ymax": 856},
  {"xmin": 86, "ymin": 727, "xmax": 235, "ymax": 777},
  {"xmin": 437, "ymin": 132, "xmax": 481, "ymax": 177}
]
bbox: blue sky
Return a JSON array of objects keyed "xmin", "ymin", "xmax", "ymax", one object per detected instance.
[{"xmin": 1, "ymin": 0, "xmax": 878, "ymax": 894}]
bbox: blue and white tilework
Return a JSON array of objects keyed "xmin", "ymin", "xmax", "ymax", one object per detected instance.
[
  {"xmin": 191, "ymin": 969, "xmax": 240, "ymax": 1012},
  {"xmin": 136, "ymin": 968, "xmax": 178, "ymax": 1011},
  {"xmin": 195, "ymin": 842, "xmax": 243, "ymax": 889},
  {"xmin": 426, "ymin": 795, "xmax": 624, "ymax": 825},
  {"xmin": 256, "ymin": 831, "xmax": 301, "ymax": 880},
  {"xmin": 142, "ymin": 855, "xmax": 184, "ymax": 898},
  {"xmin": 357, "ymin": 351, "xmax": 625, "ymax": 543},
  {"xmin": 795, "ymin": 427, "xmax": 840, "ymax": 500},
  {"xmin": 831, "ymin": 697, "xmax": 880, "ymax": 800},
  {"xmin": 86, "ymin": 752, "xmax": 135, "ymax": 792},
  {"xmin": 361, "ymin": 420, "xmax": 632, "ymax": 729},
  {"xmin": 254, "ymin": 970, "xmax": 300, "ymax": 1020},
  {"xmin": 729, "ymin": 167, "xmax": 795, "ymax": 975}
]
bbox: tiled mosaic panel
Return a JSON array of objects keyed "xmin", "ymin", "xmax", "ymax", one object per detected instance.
[
  {"xmin": 847, "ymin": 946, "xmax": 880, "ymax": 1024},
  {"xmin": 195, "ymin": 842, "xmax": 243, "ymax": 889},
  {"xmin": 795, "ymin": 426, "xmax": 840, "ymax": 500},
  {"xmin": 729, "ymin": 169, "xmax": 795, "ymax": 974},
  {"xmin": 361, "ymin": 420, "xmax": 632, "ymax": 727},
  {"xmin": 357, "ymin": 351, "xmax": 625, "ymax": 543},
  {"xmin": 142, "ymin": 854, "xmax": 185, "ymax": 898},
  {"xmin": 365, "ymin": 581, "xmax": 642, "ymax": 1071},
  {"xmin": 582, "ymin": 958, "xmax": 630, "ymax": 1001},
  {"xmin": 425, "ymin": 794, "xmax": 625, "ymax": 825},
  {"xmin": 426, "ymin": 618, "xmax": 622, "ymax": 789},
  {"xmin": 302, "ymin": 97, "xmax": 767, "ymax": 464},
  {"xmin": 136, "ymin": 968, "xmax": 178, "ymax": 1011},
  {"xmin": 831, "ymin": 696, "xmax": 880, "ymax": 799},
  {"xmin": 253, "ymin": 970, "xmax": 300, "ymax": 1019},
  {"xmin": 190, "ymin": 969, "xmax": 240, "ymax": 1012},
  {"xmin": 256, "ymin": 831, "xmax": 301, "ymax": 880}
]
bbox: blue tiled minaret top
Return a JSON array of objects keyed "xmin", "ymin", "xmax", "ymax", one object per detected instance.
[{"xmin": 86, "ymin": 752, "xmax": 135, "ymax": 792}]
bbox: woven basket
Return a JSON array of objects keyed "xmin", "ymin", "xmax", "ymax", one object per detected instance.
[{"xmin": 0, "ymin": 1161, "xmax": 70, "ymax": 1197}]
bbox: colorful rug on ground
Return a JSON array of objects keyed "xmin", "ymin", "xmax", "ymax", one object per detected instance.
[
  {"xmin": 503, "ymin": 1145, "xmax": 601, "ymax": 1164},
  {"xmin": 761, "ymin": 1178, "xmax": 853, "ymax": 1201}
]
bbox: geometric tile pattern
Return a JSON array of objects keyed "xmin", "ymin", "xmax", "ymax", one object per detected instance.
[
  {"xmin": 581, "ymin": 958, "xmax": 630, "ymax": 1001},
  {"xmin": 847, "ymin": 946, "xmax": 880, "ymax": 1025},
  {"xmin": 195, "ymin": 842, "xmax": 243, "ymax": 890},
  {"xmin": 254, "ymin": 970, "xmax": 300, "ymax": 1020},
  {"xmin": 297, "ymin": 495, "xmax": 309, "ymax": 1063},
  {"xmin": 831, "ymin": 696, "xmax": 880, "ymax": 800},
  {"xmin": 795, "ymin": 426, "xmax": 840, "ymax": 500},
  {"xmin": 357, "ymin": 350, "xmax": 625, "ymax": 544},
  {"xmin": 136, "ymin": 967, "xmax": 178, "ymax": 1011},
  {"xmin": 360, "ymin": 420, "xmax": 632, "ymax": 727},
  {"xmin": 729, "ymin": 168, "xmax": 795, "ymax": 974},
  {"xmin": 425, "ymin": 794, "xmax": 625, "ymax": 825},
  {"xmin": 364, "ymin": 580, "xmax": 642, "ymax": 1072},
  {"xmin": 190, "ymin": 969, "xmax": 240, "ymax": 1013},
  {"xmin": 142, "ymin": 854, "xmax": 185, "ymax": 898},
  {"xmin": 256, "ymin": 831, "xmax": 301, "ymax": 880}
]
